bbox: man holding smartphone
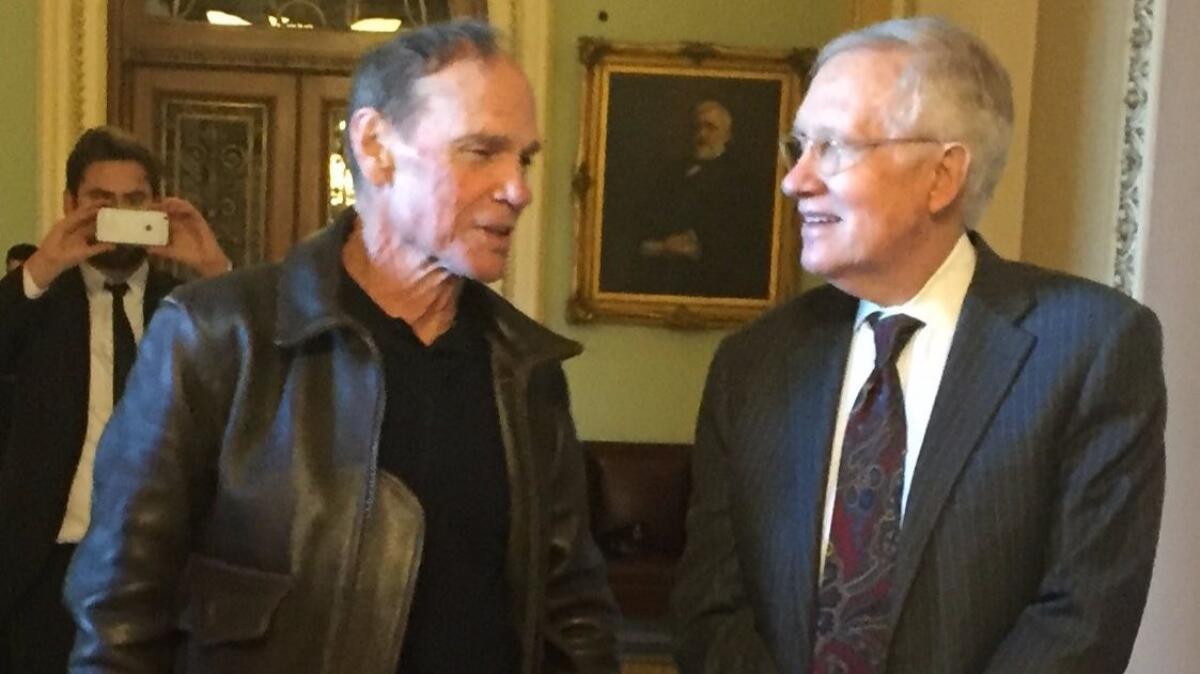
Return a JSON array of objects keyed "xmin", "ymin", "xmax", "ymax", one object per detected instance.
[{"xmin": 0, "ymin": 126, "xmax": 229, "ymax": 674}]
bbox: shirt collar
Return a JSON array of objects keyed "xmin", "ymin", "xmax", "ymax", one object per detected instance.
[
  {"xmin": 80, "ymin": 259, "xmax": 150, "ymax": 296},
  {"xmin": 854, "ymin": 232, "xmax": 977, "ymax": 332}
]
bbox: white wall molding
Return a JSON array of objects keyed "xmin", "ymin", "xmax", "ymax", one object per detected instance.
[
  {"xmin": 1113, "ymin": 0, "xmax": 1160, "ymax": 296},
  {"xmin": 37, "ymin": 0, "xmax": 108, "ymax": 232},
  {"xmin": 1128, "ymin": 0, "xmax": 1200, "ymax": 666},
  {"xmin": 489, "ymin": 0, "xmax": 551, "ymax": 318}
]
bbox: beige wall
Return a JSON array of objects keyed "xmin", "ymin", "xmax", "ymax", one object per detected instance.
[
  {"xmin": 1129, "ymin": 0, "xmax": 1200, "ymax": 666},
  {"xmin": 1014, "ymin": 0, "xmax": 1200, "ymax": 664},
  {"xmin": 0, "ymin": 2, "xmax": 39, "ymax": 255},
  {"xmin": 911, "ymin": 0, "xmax": 1039, "ymax": 260},
  {"xmin": 1023, "ymin": 0, "xmax": 1131, "ymax": 282},
  {"xmin": 542, "ymin": 0, "xmax": 849, "ymax": 442}
]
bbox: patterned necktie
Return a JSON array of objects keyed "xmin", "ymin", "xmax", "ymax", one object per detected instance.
[
  {"xmin": 812, "ymin": 312, "xmax": 924, "ymax": 674},
  {"xmin": 106, "ymin": 282, "xmax": 136, "ymax": 403}
]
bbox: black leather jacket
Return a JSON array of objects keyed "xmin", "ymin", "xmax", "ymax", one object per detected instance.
[{"xmin": 65, "ymin": 214, "xmax": 620, "ymax": 673}]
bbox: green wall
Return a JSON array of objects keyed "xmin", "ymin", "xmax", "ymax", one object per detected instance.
[
  {"xmin": 0, "ymin": 2, "xmax": 39, "ymax": 256},
  {"xmin": 543, "ymin": 0, "xmax": 847, "ymax": 442}
]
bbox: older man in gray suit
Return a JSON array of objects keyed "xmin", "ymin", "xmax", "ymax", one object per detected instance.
[{"xmin": 672, "ymin": 16, "xmax": 1166, "ymax": 674}]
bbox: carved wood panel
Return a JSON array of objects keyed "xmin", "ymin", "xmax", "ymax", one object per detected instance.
[
  {"xmin": 164, "ymin": 101, "xmax": 268, "ymax": 264},
  {"xmin": 132, "ymin": 68, "xmax": 298, "ymax": 264}
]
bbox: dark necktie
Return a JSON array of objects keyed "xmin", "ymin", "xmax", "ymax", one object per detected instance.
[
  {"xmin": 106, "ymin": 282, "xmax": 136, "ymax": 403},
  {"xmin": 812, "ymin": 312, "xmax": 924, "ymax": 674}
]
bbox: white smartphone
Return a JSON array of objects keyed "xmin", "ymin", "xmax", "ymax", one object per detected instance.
[{"xmin": 96, "ymin": 207, "xmax": 169, "ymax": 247}]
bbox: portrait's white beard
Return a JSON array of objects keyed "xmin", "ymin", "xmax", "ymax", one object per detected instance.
[{"xmin": 693, "ymin": 142, "xmax": 726, "ymax": 161}]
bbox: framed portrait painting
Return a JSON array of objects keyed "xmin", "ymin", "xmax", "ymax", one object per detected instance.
[{"xmin": 569, "ymin": 38, "xmax": 813, "ymax": 328}]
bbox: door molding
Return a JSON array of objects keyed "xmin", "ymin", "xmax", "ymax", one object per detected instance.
[
  {"xmin": 37, "ymin": 0, "xmax": 108, "ymax": 233},
  {"xmin": 489, "ymin": 0, "xmax": 552, "ymax": 317},
  {"xmin": 1114, "ymin": 0, "xmax": 1160, "ymax": 296}
]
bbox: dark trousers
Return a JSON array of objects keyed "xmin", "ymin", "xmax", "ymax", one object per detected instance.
[{"xmin": 5, "ymin": 544, "xmax": 77, "ymax": 674}]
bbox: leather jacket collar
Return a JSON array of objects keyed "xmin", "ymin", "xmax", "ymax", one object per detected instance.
[{"xmin": 273, "ymin": 209, "xmax": 581, "ymax": 371}]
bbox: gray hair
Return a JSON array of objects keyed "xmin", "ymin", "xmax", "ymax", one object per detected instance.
[
  {"xmin": 815, "ymin": 17, "xmax": 1014, "ymax": 228},
  {"xmin": 344, "ymin": 19, "xmax": 500, "ymax": 191}
]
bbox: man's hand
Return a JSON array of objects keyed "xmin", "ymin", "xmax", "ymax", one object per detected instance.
[
  {"xmin": 640, "ymin": 229, "xmax": 701, "ymax": 260},
  {"xmin": 640, "ymin": 238, "xmax": 665, "ymax": 257},
  {"xmin": 148, "ymin": 198, "xmax": 231, "ymax": 278},
  {"xmin": 23, "ymin": 205, "xmax": 115, "ymax": 289},
  {"xmin": 662, "ymin": 229, "xmax": 701, "ymax": 260}
]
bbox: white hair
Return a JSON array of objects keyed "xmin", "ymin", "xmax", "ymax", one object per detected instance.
[
  {"xmin": 815, "ymin": 17, "xmax": 1014, "ymax": 228},
  {"xmin": 695, "ymin": 100, "xmax": 733, "ymax": 133}
]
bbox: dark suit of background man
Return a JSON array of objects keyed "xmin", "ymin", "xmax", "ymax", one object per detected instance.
[
  {"xmin": 0, "ymin": 244, "xmax": 38, "ymax": 443},
  {"xmin": 0, "ymin": 126, "xmax": 230, "ymax": 674},
  {"xmin": 65, "ymin": 20, "xmax": 619, "ymax": 674},
  {"xmin": 0, "ymin": 242, "xmax": 36, "ymax": 674},
  {"xmin": 673, "ymin": 16, "xmax": 1166, "ymax": 674}
]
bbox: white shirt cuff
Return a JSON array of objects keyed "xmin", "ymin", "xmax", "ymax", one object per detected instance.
[{"xmin": 22, "ymin": 265, "xmax": 47, "ymax": 299}]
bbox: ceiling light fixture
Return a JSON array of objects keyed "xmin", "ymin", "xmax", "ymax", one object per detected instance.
[
  {"xmin": 205, "ymin": 10, "xmax": 252, "ymax": 26},
  {"xmin": 350, "ymin": 18, "xmax": 403, "ymax": 33}
]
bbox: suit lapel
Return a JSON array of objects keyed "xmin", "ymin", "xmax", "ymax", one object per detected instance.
[
  {"xmin": 44, "ymin": 268, "xmax": 91, "ymax": 499},
  {"xmin": 889, "ymin": 239, "xmax": 1036, "ymax": 626},
  {"xmin": 143, "ymin": 269, "xmax": 179, "ymax": 321},
  {"xmin": 58, "ymin": 267, "xmax": 91, "ymax": 434},
  {"xmin": 775, "ymin": 290, "xmax": 857, "ymax": 660},
  {"xmin": 0, "ymin": 269, "xmax": 90, "ymax": 614}
]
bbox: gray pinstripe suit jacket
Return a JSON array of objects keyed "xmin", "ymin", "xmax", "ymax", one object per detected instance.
[{"xmin": 672, "ymin": 236, "xmax": 1166, "ymax": 674}]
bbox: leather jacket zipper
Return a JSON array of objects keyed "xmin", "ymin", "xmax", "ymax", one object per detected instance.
[{"xmin": 329, "ymin": 326, "xmax": 424, "ymax": 674}]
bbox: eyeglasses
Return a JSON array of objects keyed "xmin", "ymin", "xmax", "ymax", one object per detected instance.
[{"xmin": 779, "ymin": 133, "xmax": 945, "ymax": 177}]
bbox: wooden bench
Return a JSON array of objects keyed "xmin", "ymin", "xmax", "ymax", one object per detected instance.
[{"xmin": 584, "ymin": 441, "xmax": 690, "ymax": 673}]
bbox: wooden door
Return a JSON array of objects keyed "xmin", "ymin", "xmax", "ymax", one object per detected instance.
[
  {"xmin": 111, "ymin": 0, "xmax": 487, "ymax": 264},
  {"xmin": 131, "ymin": 68, "xmax": 298, "ymax": 265}
]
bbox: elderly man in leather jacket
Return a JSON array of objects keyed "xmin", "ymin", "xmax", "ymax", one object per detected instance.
[{"xmin": 64, "ymin": 20, "xmax": 620, "ymax": 674}]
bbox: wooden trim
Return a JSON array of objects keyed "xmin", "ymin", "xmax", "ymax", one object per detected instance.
[
  {"xmin": 449, "ymin": 0, "xmax": 490, "ymax": 17},
  {"xmin": 107, "ymin": 0, "xmax": 125, "ymax": 125},
  {"xmin": 296, "ymin": 76, "xmax": 352, "ymax": 240},
  {"xmin": 113, "ymin": 0, "xmax": 488, "ymax": 73},
  {"xmin": 119, "ymin": 18, "xmax": 385, "ymax": 73},
  {"xmin": 488, "ymin": 0, "xmax": 552, "ymax": 317},
  {"xmin": 37, "ymin": 0, "xmax": 108, "ymax": 233}
]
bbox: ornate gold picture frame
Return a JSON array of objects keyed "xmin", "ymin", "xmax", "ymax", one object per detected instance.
[{"xmin": 569, "ymin": 38, "xmax": 813, "ymax": 328}]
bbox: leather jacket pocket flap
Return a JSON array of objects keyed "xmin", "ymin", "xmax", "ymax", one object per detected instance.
[{"xmin": 179, "ymin": 554, "xmax": 293, "ymax": 645}]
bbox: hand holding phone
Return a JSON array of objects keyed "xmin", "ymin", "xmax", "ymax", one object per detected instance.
[
  {"xmin": 24, "ymin": 204, "xmax": 113, "ymax": 289},
  {"xmin": 148, "ymin": 198, "xmax": 231, "ymax": 278}
]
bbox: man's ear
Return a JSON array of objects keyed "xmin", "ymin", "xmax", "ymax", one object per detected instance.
[
  {"xmin": 348, "ymin": 108, "xmax": 394, "ymax": 187},
  {"xmin": 929, "ymin": 143, "xmax": 971, "ymax": 215},
  {"xmin": 62, "ymin": 188, "xmax": 76, "ymax": 215}
]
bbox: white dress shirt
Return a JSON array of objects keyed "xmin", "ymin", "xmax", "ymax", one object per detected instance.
[
  {"xmin": 819, "ymin": 234, "xmax": 976, "ymax": 568},
  {"xmin": 21, "ymin": 261, "xmax": 150, "ymax": 543}
]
